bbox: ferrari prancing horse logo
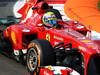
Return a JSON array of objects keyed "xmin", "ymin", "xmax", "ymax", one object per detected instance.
[{"xmin": 46, "ymin": 34, "xmax": 50, "ymax": 41}]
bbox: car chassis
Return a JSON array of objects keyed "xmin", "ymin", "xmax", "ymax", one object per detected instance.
[{"xmin": 0, "ymin": 0, "xmax": 100, "ymax": 75}]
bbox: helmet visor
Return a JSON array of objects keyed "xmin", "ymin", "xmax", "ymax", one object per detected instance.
[{"xmin": 47, "ymin": 17, "xmax": 57, "ymax": 25}]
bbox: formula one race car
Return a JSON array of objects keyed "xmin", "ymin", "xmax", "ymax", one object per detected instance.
[{"xmin": 0, "ymin": 0, "xmax": 100, "ymax": 75}]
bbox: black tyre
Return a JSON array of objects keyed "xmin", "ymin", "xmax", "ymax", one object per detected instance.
[
  {"xmin": 27, "ymin": 39, "xmax": 56, "ymax": 75},
  {"xmin": 62, "ymin": 51, "xmax": 84, "ymax": 75}
]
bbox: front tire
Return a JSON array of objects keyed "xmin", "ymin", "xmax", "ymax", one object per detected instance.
[{"xmin": 27, "ymin": 39, "xmax": 56, "ymax": 75}]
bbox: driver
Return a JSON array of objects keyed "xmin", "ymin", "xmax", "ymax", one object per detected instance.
[
  {"xmin": 42, "ymin": 11, "xmax": 63, "ymax": 29},
  {"xmin": 42, "ymin": 11, "xmax": 58, "ymax": 28}
]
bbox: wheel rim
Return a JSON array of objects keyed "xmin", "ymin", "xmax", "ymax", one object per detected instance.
[{"xmin": 27, "ymin": 48, "xmax": 38, "ymax": 71}]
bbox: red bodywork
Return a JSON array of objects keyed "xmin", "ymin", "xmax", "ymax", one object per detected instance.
[
  {"xmin": 39, "ymin": 66, "xmax": 73, "ymax": 75},
  {"xmin": 3, "ymin": 0, "xmax": 100, "ymax": 75}
]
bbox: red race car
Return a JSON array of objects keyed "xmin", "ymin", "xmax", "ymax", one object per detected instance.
[{"xmin": 0, "ymin": 0, "xmax": 100, "ymax": 75}]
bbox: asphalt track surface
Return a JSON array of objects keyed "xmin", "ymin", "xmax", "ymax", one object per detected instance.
[{"xmin": 0, "ymin": 54, "xmax": 29, "ymax": 75}]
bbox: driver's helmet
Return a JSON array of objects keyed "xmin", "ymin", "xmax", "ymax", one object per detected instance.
[{"xmin": 42, "ymin": 12, "xmax": 57, "ymax": 26}]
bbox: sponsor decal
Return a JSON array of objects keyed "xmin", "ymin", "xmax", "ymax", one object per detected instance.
[
  {"xmin": 22, "ymin": 29, "xmax": 30, "ymax": 32},
  {"xmin": 78, "ymin": 46, "xmax": 86, "ymax": 51},
  {"xmin": 81, "ymin": 40, "xmax": 99, "ymax": 49},
  {"xmin": 54, "ymin": 36, "xmax": 63, "ymax": 41},
  {"xmin": 11, "ymin": 31, "xmax": 17, "ymax": 44},
  {"xmin": 54, "ymin": 41, "xmax": 59, "ymax": 45},
  {"xmin": 46, "ymin": 33, "xmax": 50, "ymax": 41},
  {"xmin": 88, "ymin": 45, "xmax": 96, "ymax": 48},
  {"xmin": 47, "ymin": 66, "xmax": 54, "ymax": 70},
  {"xmin": 28, "ymin": 43, "xmax": 35, "ymax": 48},
  {"xmin": 81, "ymin": 40, "xmax": 92, "ymax": 43}
]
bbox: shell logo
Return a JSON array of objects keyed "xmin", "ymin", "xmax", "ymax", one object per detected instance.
[
  {"xmin": 11, "ymin": 31, "xmax": 17, "ymax": 44},
  {"xmin": 46, "ymin": 33, "xmax": 50, "ymax": 41},
  {"xmin": 81, "ymin": 40, "xmax": 92, "ymax": 43}
]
